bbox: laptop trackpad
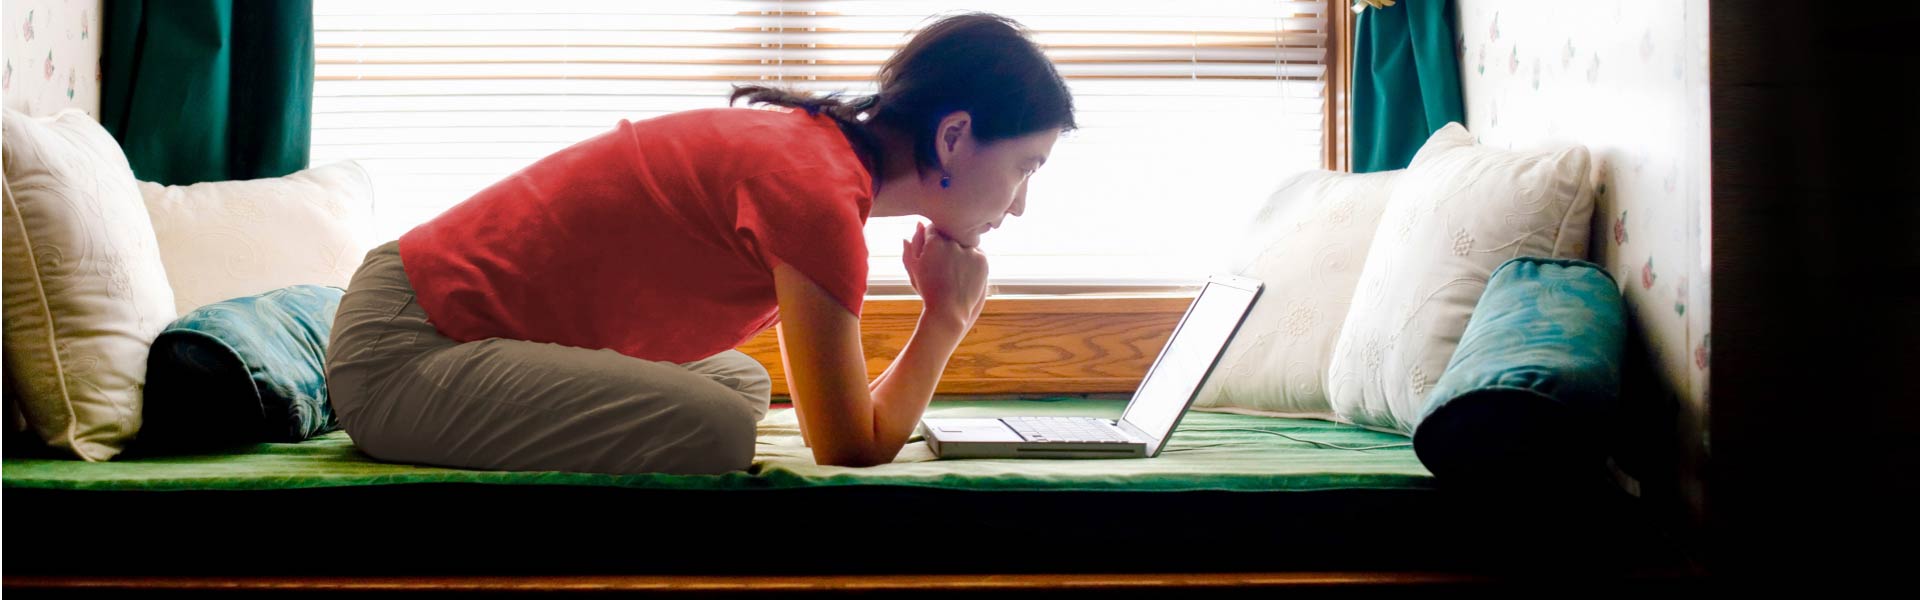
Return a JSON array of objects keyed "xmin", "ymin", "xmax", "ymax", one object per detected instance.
[{"xmin": 924, "ymin": 418, "xmax": 1024, "ymax": 443}]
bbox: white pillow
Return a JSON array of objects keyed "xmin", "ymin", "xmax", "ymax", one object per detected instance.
[
  {"xmin": 1193, "ymin": 169, "xmax": 1399, "ymax": 419},
  {"xmin": 1327, "ymin": 123, "xmax": 1593, "ymax": 434},
  {"xmin": 2, "ymin": 108, "xmax": 178, "ymax": 461},
  {"xmin": 138, "ymin": 161, "xmax": 373, "ymax": 314}
]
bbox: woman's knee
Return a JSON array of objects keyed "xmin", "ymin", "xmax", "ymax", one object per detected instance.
[
  {"xmin": 652, "ymin": 390, "xmax": 759, "ymax": 474},
  {"xmin": 689, "ymin": 350, "xmax": 773, "ymax": 420}
]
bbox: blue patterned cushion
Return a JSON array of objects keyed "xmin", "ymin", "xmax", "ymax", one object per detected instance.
[
  {"xmin": 139, "ymin": 285, "xmax": 344, "ymax": 450},
  {"xmin": 1412, "ymin": 258, "xmax": 1625, "ymax": 484}
]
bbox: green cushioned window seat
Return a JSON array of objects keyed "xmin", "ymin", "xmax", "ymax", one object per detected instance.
[
  {"xmin": 2, "ymin": 398, "xmax": 1681, "ymax": 578},
  {"xmin": 5, "ymin": 398, "xmax": 1432, "ymax": 493}
]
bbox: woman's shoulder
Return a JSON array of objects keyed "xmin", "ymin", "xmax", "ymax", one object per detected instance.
[
  {"xmin": 638, "ymin": 106, "xmax": 828, "ymax": 141},
  {"xmin": 638, "ymin": 106, "xmax": 867, "ymax": 183}
]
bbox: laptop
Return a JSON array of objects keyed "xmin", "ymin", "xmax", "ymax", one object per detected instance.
[{"xmin": 918, "ymin": 274, "xmax": 1263, "ymax": 459}]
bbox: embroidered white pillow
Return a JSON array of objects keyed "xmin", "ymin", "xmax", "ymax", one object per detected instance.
[
  {"xmin": 138, "ymin": 161, "xmax": 373, "ymax": 315},
  {"xmin": 1193, "ymin": 169, "xmax": 1399, "ymax": 418},
  {"xmin": 1327, "ymin": 123, "xmax": 1594, "ymax": 434},
  {"xmin": 2, "ymin": 108, "xmax": 178, "ymax": 461}
]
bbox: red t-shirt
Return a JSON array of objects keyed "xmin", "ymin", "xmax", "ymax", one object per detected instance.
[{"xmin": 397, "ymin": 107, "xmax": 873, "ymax": 363}]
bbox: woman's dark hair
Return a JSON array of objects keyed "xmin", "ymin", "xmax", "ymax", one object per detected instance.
[{"xmin": 730, "ymin": 12, "xmax": 1076, "ymax": 176}]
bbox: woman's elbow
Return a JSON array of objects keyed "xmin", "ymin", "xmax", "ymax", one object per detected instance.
[{"xmin": 811, "ymin": 446, "xmax": 895, "ymax": 468}]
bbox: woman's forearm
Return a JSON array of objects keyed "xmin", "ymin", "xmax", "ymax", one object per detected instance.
[{"xmin": 864, "ymin": 311, "xmax": 970, "ymax": 458}]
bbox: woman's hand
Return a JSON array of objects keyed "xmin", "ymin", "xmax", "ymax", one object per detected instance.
[{"xmin": 902, "ymin": 222, "xmax": 989, "ymax": 330}]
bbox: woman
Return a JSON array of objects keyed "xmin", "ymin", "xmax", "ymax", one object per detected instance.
[{"xmin": 325, "ymin": 13, "xmax": 1076, "ymax": 474}]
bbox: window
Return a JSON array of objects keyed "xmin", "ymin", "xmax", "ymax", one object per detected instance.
[{"xmin": 312, "ymin": 0, "xmax": 1336, "ymax": 291}]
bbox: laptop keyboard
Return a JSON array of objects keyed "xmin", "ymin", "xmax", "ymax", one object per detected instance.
[{"xmin": 1003, "ymin": 417, "xmax": 1132, "ymax": 444}]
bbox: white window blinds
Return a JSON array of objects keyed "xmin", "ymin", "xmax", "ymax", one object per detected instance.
[{"xmin": 312, "ymin": 0, "xmax": 1331, "ymax": 290}]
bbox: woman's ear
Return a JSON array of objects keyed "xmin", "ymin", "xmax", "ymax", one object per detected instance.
[{"xmin": 934, "ymin": 111, "xmax": 973, "ymax": 168}]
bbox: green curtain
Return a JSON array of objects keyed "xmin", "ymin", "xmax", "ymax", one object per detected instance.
[
  {"xmin": 1351, "ymin": 0, "xmax": 1465, "ymax": 173},
  {"xmin": 102, "ymin": 0, "xmax": 313, "ymax": 185}
]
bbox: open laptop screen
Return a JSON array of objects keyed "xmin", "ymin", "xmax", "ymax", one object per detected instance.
[{"xmin": 1119, "ymin": 280, "xmax": 1260, "ymax": 444}]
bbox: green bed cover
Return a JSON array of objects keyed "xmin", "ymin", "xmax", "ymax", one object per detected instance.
[{"xmin": 2, "ymin": 398, "xmax": 1432, "ymax": 493}]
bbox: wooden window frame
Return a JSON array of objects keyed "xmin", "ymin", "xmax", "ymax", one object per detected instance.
[{"xmin": 1325, "ymin": 0, "xmax": 1355, "ymax": 173}]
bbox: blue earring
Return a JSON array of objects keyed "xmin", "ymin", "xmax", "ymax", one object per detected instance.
[{"xmin": 940, "ymin": 174, "xmax": 951, "ymax": 188}]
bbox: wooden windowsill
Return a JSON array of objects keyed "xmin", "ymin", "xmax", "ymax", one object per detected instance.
[{"xmin": 737, "ymin": 294, "xmax": 1197, "ymax": 395}]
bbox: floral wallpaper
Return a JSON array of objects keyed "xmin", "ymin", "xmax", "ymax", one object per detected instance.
[
  {"xmin": 1455, "ymin": 0, "xmax": 1711, "ymax": 522},
  {"xmin": 2, "ymin": 0, "xmax": 102, "ymax": 118}
]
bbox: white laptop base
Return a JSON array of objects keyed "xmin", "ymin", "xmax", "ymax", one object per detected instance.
[
  {"xmin": 921, "ymin": 417, "xmax": 1152, "ymax": 459},
  {"xmin": 918, "ymin": 275, "xmax": 1264, "ymax": 460}
]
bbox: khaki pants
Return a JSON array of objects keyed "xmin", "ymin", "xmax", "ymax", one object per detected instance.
[{"xmin": 325, "ymin": 241, "xmax": 771, "ymax": 475}]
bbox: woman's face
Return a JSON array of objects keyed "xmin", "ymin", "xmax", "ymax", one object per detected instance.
[{"xmin": 927, "ymin": 113, "xmax": 1060, "ymax": 248}]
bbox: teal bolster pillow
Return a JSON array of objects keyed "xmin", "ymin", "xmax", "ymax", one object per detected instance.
[
  {"xmin": 140, "ymin": 285, "xmax": 345, "ymax": 450},
  {"xmin": 1412, "ymin": 258, "xmax": 1625, "ymax": 484}
]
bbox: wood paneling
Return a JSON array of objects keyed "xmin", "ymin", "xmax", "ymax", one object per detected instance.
[{"xmin": 1707, "ymin": 0, "xmax": 1920, "ymax": 576}]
